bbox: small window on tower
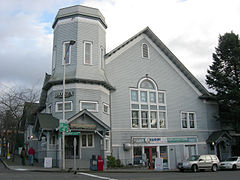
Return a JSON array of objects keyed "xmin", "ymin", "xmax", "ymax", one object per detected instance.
[{"xmin": 84, "ymin": 41, "xmax": 92, "ymax": 65}]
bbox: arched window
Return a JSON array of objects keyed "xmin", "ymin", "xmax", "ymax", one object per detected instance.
[
  {"xmin": 142, "ymin": 43, "xmax": 149, "ymax": 59},
  {"xmin": 140, "ymin": 79, "xmax": 155, "ymax": 89},
  {"xmin": 130, "ymin": 78, "xmax": 167, "ymax": 129}
]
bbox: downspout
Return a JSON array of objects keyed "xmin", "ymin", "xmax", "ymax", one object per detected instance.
[{"xmin": 109, "ymin": 90, "xmax": 113, "ymax": 156}]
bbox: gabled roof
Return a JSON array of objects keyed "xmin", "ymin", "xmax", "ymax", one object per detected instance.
[
  {"xmin": 21, "ymin": 102, "xmax": 39, "ymax": 128},
  {"xmin": 68, "ymin": 109, "xmax": 110, "ymax": 130},
  {"xmin": 36, "ymin": 113, "xmax": 59, "ymax": 130},
  {"xmin": 106, "ymin": 27, "xmax": 212, "ymax": 98},
  {"xmin": 206, "ymin": 131, "xmax": 232, "ymax": 144}
]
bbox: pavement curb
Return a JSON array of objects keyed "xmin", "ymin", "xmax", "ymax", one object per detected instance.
[{"xmin": 0, "ymin": 158, "xmax": 10, "ymax": 170}]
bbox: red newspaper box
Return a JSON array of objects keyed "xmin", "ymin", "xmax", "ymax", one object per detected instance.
[{"xmin": 97, "ymin": 155, "xmax": 104, "ymax": 171}]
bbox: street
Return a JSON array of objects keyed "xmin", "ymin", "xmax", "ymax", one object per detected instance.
[{"xmin": 1, "ymin": 161, "xmax": 240, "ymax": 180}]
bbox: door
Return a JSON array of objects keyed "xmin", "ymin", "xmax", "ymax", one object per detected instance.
[{"xmin": 144, "ymin": 146, "xmax": 157, "ymax": 169}]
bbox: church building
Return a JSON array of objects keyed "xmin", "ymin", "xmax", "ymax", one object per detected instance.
[{"xmin": 24, "ymin": 5, "xmax": 229, "ymax": 170}]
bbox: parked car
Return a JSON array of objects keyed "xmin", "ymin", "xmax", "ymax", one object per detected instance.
[
  {"xmin": 177, "ymin": 155, "xmax": 220, "ymax": 172},
  {"xmin": 220, "ymin": 157, "xmax": 240, "ymax": 170}
]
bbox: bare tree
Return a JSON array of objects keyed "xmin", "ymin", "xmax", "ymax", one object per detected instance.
[{"xmin": 0, "ymin": 85, "xmax": 40, "ymax": 159}]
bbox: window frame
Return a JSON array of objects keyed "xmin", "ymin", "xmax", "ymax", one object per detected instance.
[
  {"xmin": 62, "ymin": 41, "xmax": 73, "ymax": 65},
  {"xmin": 80, "ymin": 101, "xmax": 98, "ymax": 112},
  {"xmin": 100, "ymin": 47, "xmax": 105, "ymax": 70},
  {"xmin": 130, "ymin": 78, "xmax": 167, "ymax": 129},
  {"xmin": 103, "ymin": 102, "xmax": 110, "ymax": 114},
  {"xmin": 142, "ymin": 43, "xmax": 150, "ymax": 59},
  {"xmin": 81, "ymin": 134, "xmax": 94, "ymax": 148},
  {"xmin": 84, "ymin": 41, "xmax": 93, "ymax": 65},
  {"xmin": 181, "ymin": 111, "xmax": 197, "ymax": 129},
  {"xmin": 55, "ymin": 101, "xmax": 73, "ymax": 112}
]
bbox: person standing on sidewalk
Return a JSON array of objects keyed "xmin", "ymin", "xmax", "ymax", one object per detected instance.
[
  {"xmin": 20, "ymin": 147, "xmax": 27, "ymax": 165},
  {"xmin": 28, "ymin": 147, "xmax": 35, "ymax": 166}
]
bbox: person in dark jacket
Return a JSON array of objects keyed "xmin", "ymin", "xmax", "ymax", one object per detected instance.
[{"xmin": 20, "ymin": 147, "xmax": 26, "ymax": 165}]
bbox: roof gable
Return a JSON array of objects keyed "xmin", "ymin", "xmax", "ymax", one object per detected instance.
[
  {"xmin": 105, "ymin": 27, "xmax": 211, "ymax": 98},
  {"xmin": 68, "ymin": 109, "xmax": 110, "ymax": 131}
]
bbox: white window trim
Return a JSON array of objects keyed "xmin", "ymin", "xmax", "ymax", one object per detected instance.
[
  {"xmin": 100, "ymin": 47, "xmax": 105, "ymax": 70},
  {"xmin": 84, "ymin": 41, "xmax": 93, "ymax": 65},
  {"xmin": 48, "ymin": 104, "xmax": 52, "ymax": 114},
  {"xmin": 141, "ymin": 43, "xmax": 150, "ymax": 59},
  {"xmin": 62, "ymin": 41, "xmax": 72, "ymax": 65},
  {"xmin": 55, "ymin": 101, "xmax": 73, "ymax": 112},
  {"xmin": 81, "ymin": 134, "xmax": 94, "ymax": 148},
  {"xmin": 52, "ymin": 46, "xmax": 56, "ymax": 70},
  {"xmin": 130, "ymin": 86, "xmax": 167, "ymax": 129},
  {"xmin": 181, "ymin": 111, "xmax": 197, "ymax": 129},
  {"xmin": 80, "ymin": 100, "xmax": 98, "ymax": 112},
  {"xmin": 103, "ymin": 102, "xmax": 110, "ymax": 114}
]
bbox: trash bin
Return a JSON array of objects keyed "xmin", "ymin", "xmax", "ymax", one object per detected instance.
[
  {"xmin": 90, "ymin": 155, "xmax": 97, "ymax": 171},
  {"xmin": 97, "ymin": 155, "xmax": 104, "ymax": 171}
]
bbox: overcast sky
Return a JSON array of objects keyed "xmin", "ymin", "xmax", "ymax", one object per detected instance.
[{"xmin": 0, "ymin": 0, "xmax": 240, "ymax": 91}]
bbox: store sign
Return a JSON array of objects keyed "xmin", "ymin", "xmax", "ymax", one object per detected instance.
[
  {"xmin": 69, "ymin": 124, "xmax": 96, "ymax": 130},
  {"xmin": 132, "ymin": 137, "xmax": 197, "ymax": 144},
  {"xmin": 55, "ymin": 91, "xmax": 74, "ymax": 99}
]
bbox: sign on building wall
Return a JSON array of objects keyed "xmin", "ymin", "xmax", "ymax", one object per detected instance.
[{"xmin": 132, "ymin": 137, "xmax": 197, "ymax": 144}]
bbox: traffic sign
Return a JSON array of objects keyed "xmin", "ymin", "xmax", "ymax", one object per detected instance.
[
  {"xmin": 59, "ymin": 123, "xmax": 68, "ymax": 132},
  {"xmin": 65, "ymin": 132, "xmax": 80, "ymax": 136}
]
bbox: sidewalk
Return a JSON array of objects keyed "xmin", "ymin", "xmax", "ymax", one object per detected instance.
[
  {"xmin": 0, "ymin": 155, "xmax": 60, "ymax": 172},
  {"xmin": 0, "ymin": 155, "xmax": 178, "ymax": 173}
]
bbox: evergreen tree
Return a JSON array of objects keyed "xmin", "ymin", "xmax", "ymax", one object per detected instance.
[{"xmin": 206, "ymin": 32, "xmax": 240, "ymax": 129}]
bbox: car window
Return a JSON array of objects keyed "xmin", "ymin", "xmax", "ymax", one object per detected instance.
[
  {"xmin": 206, "ymin": 156, "xmax": 211, "ymax": 161},
  {"xmin": 211, "ymin": 155, "xmax": 218, "ymax": 160},
  {"xmin": 200, "ymin": 156, "xmax": 206, "ymax": 160},
  {"xmin": 188, "ymin": 155, "xmax": 200, "ymax": 161}
]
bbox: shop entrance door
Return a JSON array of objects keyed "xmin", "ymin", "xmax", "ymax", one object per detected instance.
[{"xmin": 144, "ymin": 146, "xmax": 157, "ymax": 169}]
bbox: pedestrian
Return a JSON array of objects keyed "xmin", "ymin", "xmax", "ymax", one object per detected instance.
[
  {"xmin": 20, "ymin": 147, "xmax": 26, "ymax": 165},
  {"xmin": 28, "ymin": 147, "xmax": 35, "ymax": 166}
]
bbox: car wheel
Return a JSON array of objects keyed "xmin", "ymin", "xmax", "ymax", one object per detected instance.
[
  {"xmin": 192, "ymin": 164, "xmax": 197, "ymax": 173},
  {"xmin": 232, "ymin": 164, "xmax": 237, "ymax": 170},
  {"xmin": 212, "ymin": 164, "xmax": 217, "ymax": 172}
]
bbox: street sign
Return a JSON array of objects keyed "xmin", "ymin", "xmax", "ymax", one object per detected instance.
[
  {"xmin": 59, "ymin": 123, "xmax": 68, "ymax": 132},
  {"xmin": 65, "ymin": 132, "xmax": 80, "ymax": 136}
]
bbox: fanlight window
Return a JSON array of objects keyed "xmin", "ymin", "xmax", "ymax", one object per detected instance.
[{"xmin": 140, "ymin": 79, "xmax": 155, "ymax": 89}]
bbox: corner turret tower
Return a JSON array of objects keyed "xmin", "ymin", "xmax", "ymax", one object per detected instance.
[{"xmin": 51, "ymin": 5, "xmax": 108, "ymax": 82}]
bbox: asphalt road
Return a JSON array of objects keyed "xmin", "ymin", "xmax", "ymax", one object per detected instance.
[{"xmin": 1, "ymin": 160, "xmax": 240, "ymax": 180}]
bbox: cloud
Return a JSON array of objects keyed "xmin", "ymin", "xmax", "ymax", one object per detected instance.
[{"xmin": 0, "ymin": 0, "xmax": 240, "ymax": 90}]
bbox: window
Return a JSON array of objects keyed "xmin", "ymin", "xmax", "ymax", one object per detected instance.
[
  {"xmin": 103, "ymin": 103, "xmax": 109, "ymax": 114},
  {"xmin": 56, "ymin": 101, "xmax": 72, "ymax": 112},
  {"xmin": 130, "ymin": 78, "xmax": 167, "ymax": 129},
  {"xmin": 100, "ymin": 47, "xmax": 104, "ymax": 69},
  {"xmin": 181, "ymin": 112, "xmax": 196, "ymax": 129},
  {"xmin": 52, "ymin": 47, "xmax": 56, "ymax": 70},
  {"xmin": 81, "ymin": 134, "xmax": 94, "ymax": 148},
  {"xmin": 80, "ymin": 101, "xmax": 98, "ymax": 112},
  {"xmin": 142, "ymin": 43, "xmax": 149, "ymax": 59},
  {"xmin": 63, "ymin": 42, "xmax": 72, "ymax": 65},
  {"xmin": 84, "ymin": 41, "xmax": 92, "ymax": 65},
  {"xmin": 132, "ymin": 111, "xmax": 139, "ymax": 128}
]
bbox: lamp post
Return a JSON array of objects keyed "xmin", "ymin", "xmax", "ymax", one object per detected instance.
[{"xmin": 62, "ymin": 40, "xmax": 75, "ymax": 170}]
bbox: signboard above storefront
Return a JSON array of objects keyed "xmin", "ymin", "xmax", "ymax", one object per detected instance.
[
  {"xmin": 55, "ymin": 91, "xmax": 74, "ymax": 99},
  {"xmin": 132, "ymin": 137, "xmax": 197, "ymax": 144},
  {"xmin": 69, "ymin": 124, "xmax": 96, "ymax": 130}
]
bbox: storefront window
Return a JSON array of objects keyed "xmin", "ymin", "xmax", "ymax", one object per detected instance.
[
  {"xmin": 160, "ymin": 146, "xmax": 168, "ymax": 169},
  {"xmin": 133, "ymin": 147, "xmax": 142, "ymax": 164}
]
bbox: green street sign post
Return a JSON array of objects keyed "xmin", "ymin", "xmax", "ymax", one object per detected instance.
[
  {"xmin": 65, "ymin": 132, "xmax": 80, "ymax": 136},
  {"xmin": 59, "ymin": 123, "xmax": 68, "ymax": 132}
]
